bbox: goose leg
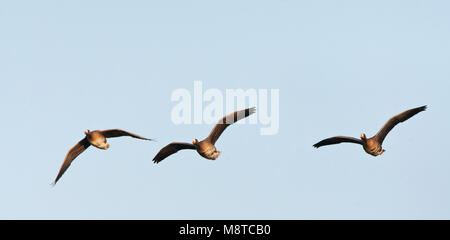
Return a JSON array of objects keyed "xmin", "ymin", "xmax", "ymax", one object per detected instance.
[{"xmin": 211, "ymin": 151, "xmax": 221, "ymax": 160}]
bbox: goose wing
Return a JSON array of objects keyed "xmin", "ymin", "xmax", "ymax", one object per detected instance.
[
  {"xmin": 375, "ymin": 105, "xmax": 427, "ymax": 144},
  {"xmin": 313, "ymin": 136, "xmax": 363, "ymax": 148},
  {"xmin": 100, "ymin": 129, "xmax": 151, "ymax": 141},
  {"xmin": 206, "ymin": 107, "xmax": 256, "ymax": 145},
  {"xmin": 54, "ymin": 137, "xmax": 91, "ymax": 184},
  {"xmin": 153, "ymin": 142, "xmax": 196, "ymax": 163}
]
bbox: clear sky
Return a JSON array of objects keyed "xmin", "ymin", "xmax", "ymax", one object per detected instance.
[{"xmin": 1, "ymin": 0, "xmax": 449, "ymax": 219}]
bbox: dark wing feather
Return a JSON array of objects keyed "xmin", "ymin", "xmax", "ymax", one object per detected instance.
[
  {"xmin": 100, "ymin": 129, "xmax": 151, "ymax": 141},
  {"xmin": 313, "ymin": 136, "xmax": 363, "ymax": 148},
  {"xmin": 153, "ymin": 142, "xmax": 196, "ymax": 163},
  {"xmin": 206, "ymin": 107, "xmax": 256, "ymax": 145},
  {"xmin": 54, "ymin": 137, "xmax": 90, "ymax": 184},
  {"xmin": 375, "ymin": 105, "xmax": 427, "ymax": 144}
]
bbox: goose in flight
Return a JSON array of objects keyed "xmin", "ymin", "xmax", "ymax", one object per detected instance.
[
  {"xmin": 313, "ymin": 105, "xmax": 427, "ymax": 156},
  {"xmin": 54, "ymin": 129, "xmax": 151, "ymax": 184},
  {"xmin": 153, "ymin": 107, "xmax": 256, "ymax": 163}
]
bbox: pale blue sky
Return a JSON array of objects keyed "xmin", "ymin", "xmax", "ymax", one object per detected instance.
[{"xmin": 1, "ymin": 1, "xmax": 449, "ymax": 219}]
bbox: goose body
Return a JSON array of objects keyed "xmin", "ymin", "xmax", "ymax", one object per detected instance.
[
  {"xmin": 87, "ymin": 130, "xmax": 110, "ymax": 150},
  {"xmin": 362, "ymin": 136, "xmax": 385, "ymax": 156},
  {"xmin": 196, "ymin": 140, "xmax": 221, "ymax": 160}
]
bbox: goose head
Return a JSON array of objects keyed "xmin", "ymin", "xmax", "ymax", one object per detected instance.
[{"xmin": 360, "ymin": 133, "xmax": 367, "ymax": 141}]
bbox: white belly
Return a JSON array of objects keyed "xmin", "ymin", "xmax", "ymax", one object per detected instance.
[
  {"xmin": 90, "ymin": 138, "xmax": 109, "ymax": 150},
  {"xmin": 198, "ymin": 145, "xmax": 221, "ymax": 160}
]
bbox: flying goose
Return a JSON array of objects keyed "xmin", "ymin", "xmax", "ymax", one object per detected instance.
[
  {"xmin": 54, "ymin": 129, "xmax": 151, "ymax": 184},
  {"xmin": 153, "ymin": 107, "xmax": 256, "ymax": 163},
  {"xmin": 313, "ymin": 105, "xmax": 427, "ymax": 156}
]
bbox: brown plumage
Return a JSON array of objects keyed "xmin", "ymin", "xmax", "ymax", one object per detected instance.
[
  {"xmin": 54, "ymin": 129, "xmax": 151, "ymax": 184},
  {"xmin": 313, "ymin": 105, "xmax": 427, "ymax": 156},
  {"xmin": 153, "ymin": 107, "xmax": 256, "ymax": 163}
]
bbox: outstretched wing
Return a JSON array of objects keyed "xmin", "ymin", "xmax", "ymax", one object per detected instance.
[
  {"xmin": 100, "ymin": 129, "xmax": 151, "ymax": 141},
  {"xmin": 206, "ymin": 107, "xmax": 256, "ymax": 145},
  {"xmin": 313, "ymin": 136, "xmax": 363, "ymax": 148},
  {"xmin": 153, "ymin": 142, "xmax": 197, "ymax": 163},
  {"xmin": 54, "ymin": 137, "xmax": 91, "ymax": 184},
  {"xmin": 375, "ymin": 105, "xmax": 427, "ymax": 144}
]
